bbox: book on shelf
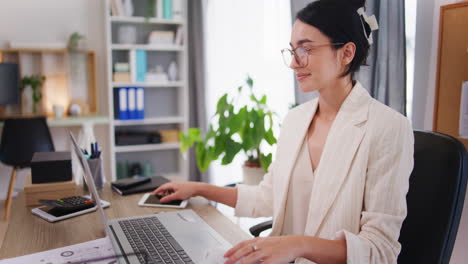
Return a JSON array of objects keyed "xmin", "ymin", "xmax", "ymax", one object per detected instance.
[
  {"xmin": 111, "ymin": 0, "xmax": 124, "ymax": 16},
  {"xmin": 111, "ymin": 176, "xmax": 170, "ymax": 196},
  {"xmin": 113, "ymin": 72, "xmax": 131, "ymax": 82},
  {"xmin": 174, "ymin": 26, "xmax": 183, "ymax": 45},
  {"xmin": 156, "ymin": 0, "xmax": 164, "ymax": 19},
  {"xmin": 148, "ymin": 31, "xmax": 175, "ymax": 45}
]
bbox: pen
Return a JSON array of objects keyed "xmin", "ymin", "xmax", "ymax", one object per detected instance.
[
  {"xmin": 95, "ymin": 142, "xmax": 99, "ymax": 156},
  {"xmin": 90, "ymin": 142, "xmax": 95, "ymax": 159}
]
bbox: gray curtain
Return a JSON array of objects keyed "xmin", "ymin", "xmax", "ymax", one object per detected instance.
[
  {"xmin": 356, "ymin": 0, "xmax": 407, "ymax": 115},
  {"xmin": 187, "ymin": 0, "xmax": 209, "ymax": 182},
  {"xmin": 291, "ymin": 0, "xmax": 407, "ymax": 115}
]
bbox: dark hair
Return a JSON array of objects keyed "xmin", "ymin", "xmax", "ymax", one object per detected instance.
[{"xmin": 296, "ymin": 0, "xmax": 372, "ymax": 78}]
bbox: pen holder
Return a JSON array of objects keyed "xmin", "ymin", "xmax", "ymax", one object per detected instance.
[{"xmin": 84, "ymin": 158, "xmax": 104, "ymax": 191}]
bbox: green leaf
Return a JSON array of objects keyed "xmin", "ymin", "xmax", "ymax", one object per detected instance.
[
  {"xmin": 228, "ymin": 106, "xmax": 247, "ymax": 135},
  {"xmin": 260, "ymin": 95, "xmax": 267, "ymax": 105},
  {"xmin": 180, "ymin": 128, "xmax": 202, "ymax": 152},
  {"xmin": 251, "ymin": 111, "xmax": 265, "ymax": 146},
  {"xmin": 221, "ymin": 139, "xmax": 242, "ymax": 165},
  {"xmin": 264, "ymin": 129, "xmax": 277, "ymax": 145},
  {"xmin": 246, "ymin": 76, "xmax": 253, "ymax": 89},
  {"xmin": 195, "ymin": 143, "xmax": 215, "ymax": 172},
  {"xmin": 216, "ymin": 94, "xmax": 229, "ymax": 114},
  {"xmin": 259, "ymin": 153, "xmax": 272, "ymax": 172},
  {"xmin": 241, "ymin": 126, "xmax": 255, "ymax": 151},
  {"xmin": 188, "ymin": 128, "xmax": 202, "ymax": 141}
]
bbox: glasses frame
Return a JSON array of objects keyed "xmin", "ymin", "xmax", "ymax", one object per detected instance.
[{"xmin": 281, "ymin": 42, "xmax": 345, "ymax": 68}]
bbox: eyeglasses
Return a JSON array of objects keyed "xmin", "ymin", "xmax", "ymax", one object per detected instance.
[{"xmin": 281, "ymin": 43, "xmax": 345, "ymax": 68}]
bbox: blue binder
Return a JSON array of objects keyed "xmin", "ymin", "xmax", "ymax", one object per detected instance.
[
  {"xmin": 136, "ymin": 50, "xmax": 147, "ymax": 82},
  {"xmin": 127, "ymin": 87, "xmax": 137, "ymax": 120},
  {"xmin": 163, "ymin": 0, "xmax": 173, "ymax": 19},
  {"xmin": 118, "ymin": 87, "xmax": 129, "ymax": 120},
  {"xmin": 136, "ymin": 87, "xmax": 145, "ymax": 119}
]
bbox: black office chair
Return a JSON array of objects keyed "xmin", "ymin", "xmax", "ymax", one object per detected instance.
[
  {"xmin": 249, "ymin": 130, "xmax": 468, "ymax": 264},
  {"xmin": 398, "ymin": 130, "xmax": 468, "ymax": 263},
  {"xmin": 0, "ymin": 117, "xmax": 55, "ymax": 220}
]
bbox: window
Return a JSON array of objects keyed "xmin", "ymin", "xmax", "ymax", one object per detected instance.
[
  {"xmin": 203, "ymin": 0, "xmax": 295, "ymax": 186},
  {"xmin": 405, "ymin": 0, "xmax": 417, "ymax": 121}
]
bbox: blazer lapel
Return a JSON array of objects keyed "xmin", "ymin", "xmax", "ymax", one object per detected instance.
[
  {"xmin": 270, "ymin": 100, "xmax": 318, "ymax": 236},
  {"xmin": 305, "ymin": 83, "xmax": 371, "ymax": 236}
]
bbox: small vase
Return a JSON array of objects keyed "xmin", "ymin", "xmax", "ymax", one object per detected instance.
[
  {"xmin": 167, "ymin": 61, "xmax": 178, "ymax": 81},
  {"xmin": 21, "ymin": 86, "xmax": 33, "ymax": 114},
  {"xmin": 123, "ymin": 0, "xmax": 134, "ymax": 16},
  {"xmin": 242, "ymin": 164, "xmax": 265, "ymax": 185}
]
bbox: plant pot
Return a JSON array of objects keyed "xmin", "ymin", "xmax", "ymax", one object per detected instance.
[{"xmin": 242, "ymin": 164, "xmax": 265, "ymax": 185}]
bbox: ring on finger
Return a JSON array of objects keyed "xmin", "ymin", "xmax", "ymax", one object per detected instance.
[{"xmin": 252, "ymin": 244, "xmax": 259, "ymax": 252}]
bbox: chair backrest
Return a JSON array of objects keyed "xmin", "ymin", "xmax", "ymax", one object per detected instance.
[
  {"xmin": 0, "ymin": 117, "xmax": 55, "ymax": 168},
  {"xmin": 398, "ymin": 130, "xmax": 468, "ymax": 264}
]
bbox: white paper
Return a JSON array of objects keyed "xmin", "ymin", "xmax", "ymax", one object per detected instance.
[
  {"xmin": 0, "ymin": 237, "xmax": 116, "ymax": 264},
  {"xmin": 459, "ymin": 81, "xmax": 468, "ymax": 139}
]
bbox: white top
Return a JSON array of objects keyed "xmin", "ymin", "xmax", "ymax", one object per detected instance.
[{"xmin": 282, "ymin": 135, "xmax": 314, "ymax": 235}]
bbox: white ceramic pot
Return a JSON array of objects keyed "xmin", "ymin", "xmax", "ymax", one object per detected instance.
[{"xmin": 242, "ymin": 165, "xmax": 265, "ymax": 185}]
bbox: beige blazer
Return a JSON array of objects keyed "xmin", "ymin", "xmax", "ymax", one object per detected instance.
[{"xmin": 235, "ymin": 82, "xmax": 414, "ymax": 264}]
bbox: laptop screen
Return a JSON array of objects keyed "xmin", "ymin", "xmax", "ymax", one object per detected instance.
[{"xmin": 69, "ymin": 131, "xmax": 109, "ymax": 235}]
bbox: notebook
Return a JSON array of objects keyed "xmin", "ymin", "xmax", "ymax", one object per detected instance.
[{"xmin": 111, "ymin": 176, "xmax": 170, "ymax": 196}]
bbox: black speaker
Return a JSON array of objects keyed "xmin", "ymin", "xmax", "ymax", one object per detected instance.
[{"xmin": 31, "ymin": 152, "xmax": 72, "ymax": 183}]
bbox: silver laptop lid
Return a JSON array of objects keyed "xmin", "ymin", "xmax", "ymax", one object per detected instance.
[{"xmin": 69, "ymin": 131, "xmax": 109, "ymax": 236}]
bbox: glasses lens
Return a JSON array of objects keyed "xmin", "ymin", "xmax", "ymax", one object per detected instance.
[
  {"xmin": 281, "ymin": 48, "xmax": 308, "ymax": 68},
  {"xmin": 281, "ymin": 49, "xmax": 294, "ymax": 68},
  {"xmin": 295, "ymin": 47, "xmax": 308, "ymax": 67}
]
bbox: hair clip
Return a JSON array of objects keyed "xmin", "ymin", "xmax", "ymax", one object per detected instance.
[{"xmin": 357, "ymin": 7, "xmax": 379, "ymax": 45}]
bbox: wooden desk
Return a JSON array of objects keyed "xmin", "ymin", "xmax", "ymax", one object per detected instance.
[{"xmin": 0, "ymin": 185, "xmax": 251, "ymax": 259}]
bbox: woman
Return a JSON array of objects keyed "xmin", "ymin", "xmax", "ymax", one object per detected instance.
[{"xmin": 153, "ymin": 0, "xmax": 414, "ymax": 263}]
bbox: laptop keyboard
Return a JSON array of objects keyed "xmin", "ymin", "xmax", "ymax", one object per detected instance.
[{"xmin": 119, "ymin": 217, "xmax": 194, "ymax": 264}]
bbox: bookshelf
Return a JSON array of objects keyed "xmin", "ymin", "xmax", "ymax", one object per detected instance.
[{"xmin": 105, "ymin": 0, "xmax": 189, "ymax": 181}]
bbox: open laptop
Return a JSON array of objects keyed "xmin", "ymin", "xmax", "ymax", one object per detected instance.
[{"xmin": 70, "ymin": 132, "xmax": 232, "ymax": 264}]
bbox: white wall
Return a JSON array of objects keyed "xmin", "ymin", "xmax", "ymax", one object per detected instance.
[{"xmin": 0, "ymin": 0, "xmax": 109, "ymax": 200}]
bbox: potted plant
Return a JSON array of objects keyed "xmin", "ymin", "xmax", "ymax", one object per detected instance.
[
  {"xmin": 21, "ymin": 75, "xmax": 46, "ymax": 114},
  {"xmin": 68, "ymin": 32, "xmax": 85, "ymax": 51},
  {"xmin": 180, "ymin": 76, "xmax": 278, "ymax": 185}
]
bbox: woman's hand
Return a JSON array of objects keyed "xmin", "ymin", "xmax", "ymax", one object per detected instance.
[
  {"xmin": 152, "ymin": 181, "xmax": 203, "ymax": 203},
  {"xmin": 224, "ymin": 236, "xmax": 304, "ymax": 264}
]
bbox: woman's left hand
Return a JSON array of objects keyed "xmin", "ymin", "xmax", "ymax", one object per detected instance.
[{"xmin": 224, "ymin": 236, "xmax": 303, "ymax": 264}]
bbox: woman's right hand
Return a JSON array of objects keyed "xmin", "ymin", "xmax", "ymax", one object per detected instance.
[{"xmin": 152, "ymin": 181, "xmax": 203, "ymax": 203}]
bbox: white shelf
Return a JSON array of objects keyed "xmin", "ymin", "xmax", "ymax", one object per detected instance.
[
  {"xmin": 111, "ymin": 16, "xmax": 184, "ymax": 25},
  {"xmin": 48, "ymin": 115, "xmax": 110, "ymax": 127},
  {"xmin": 114, "ymin": 116, "xmax": 184, "ymax": 126},
  {"xmin": 112, "ymin": 81, "xmax": 184, "ymax": 87},
  {"xmin": 115, "ymin": 142, "xmax": 181, "ymax": 153},
  {"xmin": 112, "ymin": 44, "xmax": 183, "ymax": 51}
]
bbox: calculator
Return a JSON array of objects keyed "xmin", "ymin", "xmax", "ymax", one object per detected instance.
[
  {"xmin": 39, "ymin": 196, "xmax": 96, "ymax": 211},
  {"xmin": 32, "ymin": 195, "xmax": 110, "ymax": 222}
]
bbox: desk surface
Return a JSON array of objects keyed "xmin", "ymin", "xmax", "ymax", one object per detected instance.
[{"xmin": 0, "ymin": 185, "xmax": 251, "ymax": 259}]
